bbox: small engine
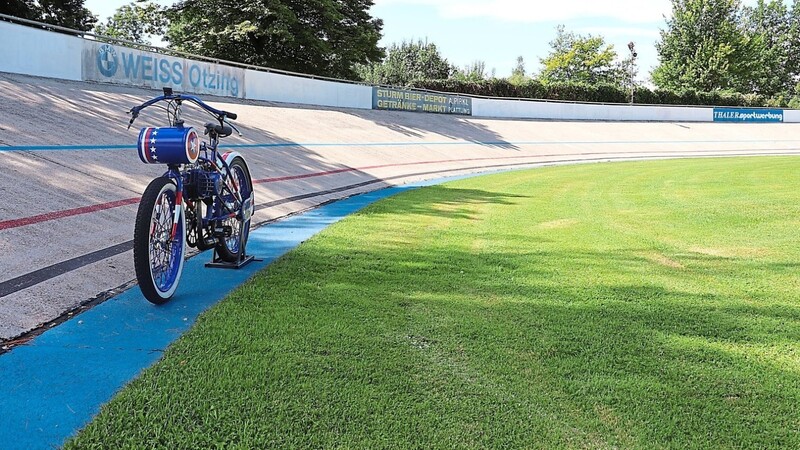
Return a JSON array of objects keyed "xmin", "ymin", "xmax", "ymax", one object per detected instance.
[{"xmin": 185, "ymin": 169, "xmax": 220, "ymax": 199}]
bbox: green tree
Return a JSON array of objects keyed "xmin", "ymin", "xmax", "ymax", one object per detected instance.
[
  {"xmin": 356, "ymin": 39, "xmax": 451, "ymax": 86},
  {"xmin": 508, "ymin": 56, "xmax": 528, "ymax": 85},
  {"xmin": 0, "ymin": 0, "xmax": 37, "ymax": 20},
  {"xmin": 452, "ymin": 60, "xmax": 487, "ymax": 82},
  {"xmin": 1, "ymin": 0, "xmax": 96, "ymax": 31},
  {"xmin": 652, "ymin": 0, "xmax": 754, "ymax": 92},
  {"xmin": 786, "ymin": 0, "xmax": 800, "ymax": 88},
  {"xmin": 741, "ymin": 0, "xmax": 790, "ymax": 95},
  {"xmin": 165, "ymin": 0, "xmax": 383, "ymax": 80},
  {"xmin": 94, "ymin": 1, "xmax": 167, "ymax": 44},
  {"xmin": 39, "ymin": 0, "xmax": 97, "ymax": 30},
  {"xmin": 538, "ymin": 25, "xmax": 622, "ymax": 85}
]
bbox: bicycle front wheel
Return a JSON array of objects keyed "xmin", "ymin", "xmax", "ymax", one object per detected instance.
[{"xmin": 133, "ymin": 177, "xmax": 186, "ymax": 304}]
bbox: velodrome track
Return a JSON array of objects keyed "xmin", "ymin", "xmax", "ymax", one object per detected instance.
[{"xmin": 2, "ymin": 71, "xmax": 800, "ymax": 343}]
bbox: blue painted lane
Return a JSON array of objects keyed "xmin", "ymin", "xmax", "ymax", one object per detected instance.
[{"xmin": 0, "ymin": 176, "xmax": 469, "ymax": 450}]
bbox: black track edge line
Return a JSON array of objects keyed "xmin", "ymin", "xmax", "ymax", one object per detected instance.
[{"xmin": 0, "ymin": 241, "xmax": 134, "ymax": 298}]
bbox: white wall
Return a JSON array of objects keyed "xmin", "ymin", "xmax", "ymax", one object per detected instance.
[
  {"xmin": 1, "ymin": 20, "xmax": 797, "ymax": 122},
  {"xmin": 0, "ymin": 21, "xmax": 83, "ymax": 81},
  {"xmin": 245, "ymin": 71, "xmax": 372, "ymax": 109},
  {"xmin": 784, "ymin": 109, "xmax": 800, "ymax": 122},
  {"xmin": 472, "ymin": 97, "xmax": 713, "ymax": 122}
]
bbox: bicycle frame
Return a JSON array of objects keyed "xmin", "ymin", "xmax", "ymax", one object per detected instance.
[
  {"xmin": 130, "ymin": 89, "xmax": 254, "ymax": 304},
  {"xmin": 160, "ymin": 121, "xmax": 246, "ymax": 240},
  {"xmin": 131, "ymin": 89, "xmax": 250, "ymax": 245}
]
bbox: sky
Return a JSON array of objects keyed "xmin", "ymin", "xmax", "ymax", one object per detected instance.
[
  {"xmin": 372, "ymin": 0, "xmax": 672, "ymax": 82},
  {"xmin": 85, "ymin": 0, "xmax": 768, "ymax": 83}
]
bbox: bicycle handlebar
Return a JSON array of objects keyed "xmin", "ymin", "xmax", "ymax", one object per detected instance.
[{"xmin": 128, "ymin": 93, "xmax": 237, "ymax": 129}]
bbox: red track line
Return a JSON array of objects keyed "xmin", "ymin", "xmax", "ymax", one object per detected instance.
[
  {"xmin": 254, "ymin": 167, "xmax": 364, "ymax": 183},
  {"xmin": 0, "ymin": 198, "xmax": 141, "ymax": 231},
  {"xmin": 251, "ymin": 155, "xmax": 536, "ymax": 184},
  {"xmin": 2, "ymin": 147, "xmax": 793, "ymax": 231},
  {"xmin": 0, "ymin": 153, "xmax": 612, "ymax": 231},
  {"xmin": 1, "ymin": 166, "xmax": 375, "ymax": 231}
]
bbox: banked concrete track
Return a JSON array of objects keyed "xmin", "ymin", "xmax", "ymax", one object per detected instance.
[{"xmin": 2, "ymin": 71, "xmax": 800, "ymax": 342}]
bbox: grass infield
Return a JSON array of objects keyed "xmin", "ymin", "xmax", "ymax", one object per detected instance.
[{"xmin": 67, "ymin": 157, "xmax": 800, "ymax": 449}]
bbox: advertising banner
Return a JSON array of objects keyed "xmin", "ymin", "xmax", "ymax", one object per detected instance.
[
  {"xmin": 713, "ymin": 108, "xmax": 783, "ymax": 123},
  {"xmin": 82, "ymin": 42, "xmax": 245, "ymax": 98},
  {"xmin": 372, "ymin": 87, "xmax": 472, "ymax": 115}
]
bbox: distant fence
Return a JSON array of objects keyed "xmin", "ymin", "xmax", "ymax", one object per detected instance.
[{"xmin": 0, "ymin": 15, "xmax": 795, "ymax": 122}]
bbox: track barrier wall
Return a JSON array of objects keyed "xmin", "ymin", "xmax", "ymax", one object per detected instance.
[
  {"xmin": 0, "ymin": 21, "xmax": 83, "ymax": 81},
  {"xmin": 244, "ymin": 70, "xmax": 372, "ymax": 109},
  {"xmin": 0, "ymin": 19, "xmax": 795, "ymax": 122},
  {"xmin": 472, "ymin": 97, "xmax": 713, "ymax": 122}
]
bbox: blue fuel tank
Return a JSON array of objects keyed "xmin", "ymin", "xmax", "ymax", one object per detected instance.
[{"xmin": 137, "ymin": 127, "xmax": 201, "ymax": 165}]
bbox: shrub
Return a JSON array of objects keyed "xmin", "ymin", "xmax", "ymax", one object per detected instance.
[{"xmin": 407, "ymin": 79, "xmax": 786, "ymax": 108}]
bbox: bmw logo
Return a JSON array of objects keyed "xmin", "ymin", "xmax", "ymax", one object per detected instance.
[{"xmin": 96, "ymin": 44, "xmax": 118, "ymax": 77}]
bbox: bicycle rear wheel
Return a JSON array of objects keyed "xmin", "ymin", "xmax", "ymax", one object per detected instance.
[
  {"xmin": 215, "ymin": 156, "xmax": 253, "ymax": 262},
  {"xmin": 133, "ymin": 177, "xmax": 186, "ymax": 304}
]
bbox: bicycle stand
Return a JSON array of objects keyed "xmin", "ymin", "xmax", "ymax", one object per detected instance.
[{"xmin": 205, "ymin": 230, "xmax": 261, "ymax": 269}]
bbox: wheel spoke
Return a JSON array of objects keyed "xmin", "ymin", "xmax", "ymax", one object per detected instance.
[
  {"xmin": 134, "ymin": 177, "xmax": 186, "ymax": 304},
  {"xmin": 148, "ymin": 190, "xmax": 179, "ymax": 291}
]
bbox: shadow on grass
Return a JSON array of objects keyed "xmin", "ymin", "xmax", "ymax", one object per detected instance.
[{"xmin": 364, "ymin": 185, "xmax": 530, "ymax": 221}]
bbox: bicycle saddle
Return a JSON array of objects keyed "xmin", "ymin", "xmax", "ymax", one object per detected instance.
[{"xmin": 205, "ymin": 122, "xmax": 232, "ymax": 137}]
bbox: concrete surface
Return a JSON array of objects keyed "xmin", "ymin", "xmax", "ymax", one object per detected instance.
[{"xmin": 2, "ymin": 71, "xmax": 800, "ymax": 340}]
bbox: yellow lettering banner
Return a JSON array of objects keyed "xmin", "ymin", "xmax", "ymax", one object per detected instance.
[{"xmin": 372, "ymin": 87, "xmax": 471, "ymax": 116}]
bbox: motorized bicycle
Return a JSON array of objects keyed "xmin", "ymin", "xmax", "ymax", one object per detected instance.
[{"xmin": 128, "ymin": 88, "xmax": 254, "ymax": 304}]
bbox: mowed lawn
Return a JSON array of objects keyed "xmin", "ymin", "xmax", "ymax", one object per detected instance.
[{"xmin": 67, "ymin": 157, "xmax": 800, "ymax": 449}]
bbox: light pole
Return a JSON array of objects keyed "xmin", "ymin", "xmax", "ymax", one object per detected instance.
[{"xmin": 628, "ymin": 41, "xmax": 637, "ymax": 105}]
